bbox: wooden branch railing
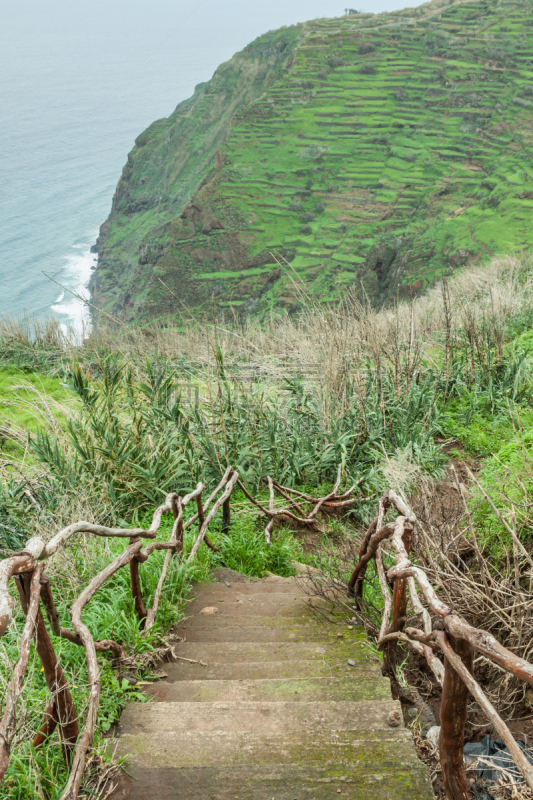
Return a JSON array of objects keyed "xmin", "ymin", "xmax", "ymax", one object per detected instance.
[
  {"xmin": 239, "ymin": 465, "xmax": 363, "ymax": 543},
  {"xmin": 349, "ymin": 490, "xmax": 533, "ymax": 798},
  {"xmin": 0, "ymin": 468, "xmax": 238, "ymax": 799}
]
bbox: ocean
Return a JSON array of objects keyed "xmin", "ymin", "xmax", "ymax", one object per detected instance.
[{"xmin": 0, "ymin": 0, "xmax": 420, "ymax": 335}]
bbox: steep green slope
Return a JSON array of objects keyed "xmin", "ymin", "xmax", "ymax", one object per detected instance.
[
  {"xmin": 90, "ymin": 23, "xmax": 303, "ymax": 317},
  {"xmin": 92, "ymin": 0, "xmax": 533, "ymax": 322}
]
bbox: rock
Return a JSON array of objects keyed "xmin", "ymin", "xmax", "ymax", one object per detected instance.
[
  {"xmin": 425, "ymin": 725, "xmax": 441, "ymax": 748},
  {"xmin": 347, "ymin": 659, "xmax": 356, "ymax": 667},
  {"xmin": 387, "ymin": 710, "xmax": 401, "ymax": 727},
  {"xmin": 200, "ymin": 607, "xmax": 218, "ymax": 615},
  {"xmin": 118, "ymin": 671, "xmax": 138, "ymax": 686},
  {"xmin": 291, "ymin": 561, "xmax": 321, "ymax": 576}
]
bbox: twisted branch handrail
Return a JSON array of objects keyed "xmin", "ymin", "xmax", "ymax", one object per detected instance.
[
  {"xmin": 239, "ymin": 464, "xmax": 363, "ymax": 543},
  {"xmin": 0, "ymin": 468, "xmax": 239, "ymax": 799},
  {"xmin": 349, "ymin": 489, "xmax": 533, "ymax": 798}
]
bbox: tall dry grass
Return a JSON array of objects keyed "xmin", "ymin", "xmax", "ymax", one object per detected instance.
[{"xmin": 3, "ymin": 254, "xmax": 531, "ymax": 391}]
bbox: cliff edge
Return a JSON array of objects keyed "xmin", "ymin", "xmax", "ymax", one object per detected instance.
[{"xmin": 92, "ymin": 0, "xmax": 533, "ymax": 323}]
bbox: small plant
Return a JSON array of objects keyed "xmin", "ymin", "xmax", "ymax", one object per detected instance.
[
  {"xmin": 328, "ymin": 56, "xmax": 345, "ymax": 68},
  {"xmin": 359, "ymin": 64, "xmax": 376, "ymax": 75}
]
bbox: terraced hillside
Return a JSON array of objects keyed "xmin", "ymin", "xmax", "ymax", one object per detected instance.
[{"xmin": 92, "ymin": 0, "xmax": 533, "ymax": 322}]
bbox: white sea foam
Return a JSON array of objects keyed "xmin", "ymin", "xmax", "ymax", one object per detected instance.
[{"xmin": 50, "ymin": 244, "xmax": 96, "ymax": 342}]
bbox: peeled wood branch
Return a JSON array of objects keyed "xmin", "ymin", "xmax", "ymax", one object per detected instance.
[
  {"xmin": 0, "ymin": 493, "xmax": 186, "ymax": 636},
  {"xmin": 144, "ymin": 497, "xmax": 184, "ymax": 632},
  {"xmin": 435, "ymin": 631, "xmax": 533, "ymax": 790},
  {"xmin": 348, "ymin": 522, "xmax": 394, "ymax": 597},
  {"xmin": 0, "ymin": 564, "xmax": 43, "ymax": 781},
  {"xmin": 59, "ymin": 539, "xmax": 143, "ymax": 800},
  {"xmin": 242, "ymin": 466, "xmax": 360, "ymax": 543},
  {"xmin": 439, "ymin": 633, "xmax": 472, "ymax": 800},
  {"xmin": 187, "ymin": 471, "xmax": 239, "ymax": 564},
  {"xmin": 40, "ymin": 575, "xmax": 124, "ymax": 658},
  {"xmin": 16, "ymin": 572, "xmax": 79, "ymax": 766}
]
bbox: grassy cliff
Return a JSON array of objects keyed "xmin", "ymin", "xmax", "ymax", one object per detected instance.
[
  {"xmin": 90, "ymin": 23, "xmax": 303, "ymax": 319},
  {"xmin": 92, "ymin": 0, "xmax": 533, "ymax": 323}
]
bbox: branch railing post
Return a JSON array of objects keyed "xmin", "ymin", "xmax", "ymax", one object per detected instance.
[
  {"xmin": 383, "ymin": 522, "xmax": 412, "ymax": 689},
  {"xmin": 221, "ymin": 497, "xmax": 231, "ymax": 536},
  {"xmin": 16, "ymin": 572, "xmax": 79, "ymax": 764},
  {"xmin": 439, "ymin": 631, "xmax": 473, "ymax": 800},
  {"xmin": 129, "ymin": 538, "xmax": 148, "ymax": 624}
]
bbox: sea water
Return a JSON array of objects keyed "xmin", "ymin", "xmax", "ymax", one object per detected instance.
[{"xmin": 0, "ymin": 0, "xmax": 421, "ymax": 335}]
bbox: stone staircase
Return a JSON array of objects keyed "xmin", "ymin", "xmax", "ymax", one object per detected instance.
[{"xmin": 113, "ymin": 574, "xmax": 433, "ymax": 799}]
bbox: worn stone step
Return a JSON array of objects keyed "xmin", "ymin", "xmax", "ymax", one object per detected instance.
[
  {"xmin": 176, "ymin": 624, "xmax": 361, "ymax": 644},
  {"xmin": 116, "ymin": 727, "xmax": 421, "ymax": 769},
  {"xmin": 119, "ymin": 699, "xmax": 397, "ymax": 734},
  {"xmin": 112, "ymin": 573, "xmax": 432, "ymax": 800},
  {"xmin": 185, "ymin": 591, "xmax": 316, "ymax": 608},
  {"xmin": 179, "ymin": 613, "xmax": 344, "ymax": 629},
  {"xmin": 191, "ymin": 580, "xmax": 309, "ymax": 595},
  {"xmin": 161, "ymin": 658, "xmax": 378, "ymax": 682},
  {"xmin": 117, "ymin": 761, "xmax": 433, "ymax": 799},
  {"xmin": 171, "ymin": 640, "xmax": 367, "ymax": 665},
  {"xmin": 143, "ymin": 675, "xmax": 390, "ymax": 704},
  {"xmin": 185, "ymin": 595, "xmax": 329, "ymax": 622}
]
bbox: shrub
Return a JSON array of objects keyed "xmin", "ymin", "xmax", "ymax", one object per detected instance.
[
  {"xmin": 303, "ymin": 212, "xmax": 316, "ymax": 223},
  {"xmin": 359, "ymin": 64, "xmax": 376, "ymax": 75},
  {"xmin": 300, "ymin": 224, "xmax": 313, "ymax": 234},
  {"xmin": 328, "ymin": 56, "xmax": 346, "ymax": 68},
  {"xmin": 315, "ymin": 201, "xmax": 325, "ymax": 214},
  {"xmin": 359, "ymin": 42, "xmax": 376, "ymax": 54},
  {"xmin": 289, "ymin": 201, "xmax": 303, "ymax": 211},
  {"xmin": 297, "ymin": 146, "xmax": 329, "ymax": 161}
]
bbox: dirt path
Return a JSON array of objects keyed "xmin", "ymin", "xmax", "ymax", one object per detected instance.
[{"xmin": 111, "ymin": 574, "xmax": 432, "ymax": 799}]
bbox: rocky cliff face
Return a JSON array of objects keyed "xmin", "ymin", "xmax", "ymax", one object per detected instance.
[
  {"xmin": 90, "ymin": 24, "xmax": 302, "ymax": 322},
  {"xmin": 92, "ymin": 0, "xmax": 533, "ymax": 324}
]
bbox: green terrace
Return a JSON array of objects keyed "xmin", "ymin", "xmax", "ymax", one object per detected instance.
[{"xmin": 91, "ymin": 0, "xmax": 533, "ymax": 321}]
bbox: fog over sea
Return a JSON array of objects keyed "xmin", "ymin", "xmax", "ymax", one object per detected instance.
[{"xmin": 0, "ymin": 0, "xmax": 422, "ymax": 334}]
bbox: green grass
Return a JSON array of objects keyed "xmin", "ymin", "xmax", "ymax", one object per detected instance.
[{"xmin": 0, "ymin": 366, "xmax": 77, "ymax": 468}]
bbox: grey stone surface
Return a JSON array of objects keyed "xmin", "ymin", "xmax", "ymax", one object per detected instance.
[{"xmin": 111, "ymin": 578, "xmax": 433, "ymax": 799}]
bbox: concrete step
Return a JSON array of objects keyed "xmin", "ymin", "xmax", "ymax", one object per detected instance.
[
  {"xmin": 170, "ymin": 640, "xmax": 368, "ymax": 665},
  {"xmin": 183, "ymin": 595, "xmax": 328, "ymax": 619},
  {"xmin": 191, "ymin": 580, "xmax": 309, "ymax": 595},
  {"xmin": 117, "ymin": 761, "xmax": 433, "ymax": 799},
  {"xmin": 112, "ymin": 573, "xmax": 432, "ymax": 800},
  {"xmin": 161, "ymin": 658, "xmax": 377, "ymax": 682},
  {"xmin": 176, "ymin": 624, "xmax": 361, "ymax": 644},
  {"xmin": 142, "ymin": 675, "xmax": 391, "ymax": 704},
  {"xmin": 178, "ymin": 613, "xmax": 342, "ymax": 629},
  {"xmin": 116, "ymin": 727, "xmax": 423, "ymax": 769},
  {"xmin": 183, "ymin": 599, "xmax": 329, "ymax": 619},
  {"xmin": 120, "ymin": 699, "xmax": 397, "ymax": 734}
]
